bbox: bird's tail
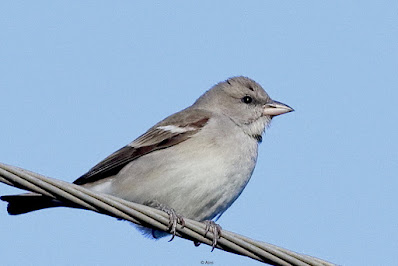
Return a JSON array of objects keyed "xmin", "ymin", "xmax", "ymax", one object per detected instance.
[{"xmin": 0, "ymin": 193, "xmax": 63, "ymax": 215}]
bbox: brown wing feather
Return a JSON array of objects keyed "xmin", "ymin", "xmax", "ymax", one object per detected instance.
[{"xmin": 73, "ymin": 113, "xmax": 209, "ymax": 185}]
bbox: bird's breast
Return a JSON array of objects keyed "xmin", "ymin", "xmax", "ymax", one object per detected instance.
[{"xmin": 101, "ymin": 120, "xmax": 259, "ymax": 221}]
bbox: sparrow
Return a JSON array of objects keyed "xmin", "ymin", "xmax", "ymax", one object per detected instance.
[{"xmin": 1, "ymin": 76, "xmax": 293, "ymax": 243}]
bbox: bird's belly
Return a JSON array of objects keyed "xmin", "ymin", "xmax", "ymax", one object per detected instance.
[{"xmin": 99, "ymin": 133, "xmax": 258, "ymax": 221}]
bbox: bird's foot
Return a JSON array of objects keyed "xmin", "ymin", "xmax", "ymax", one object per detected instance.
[
  {"xmin": 144, "ymin": 200, "xmax": 185, "ymax": 241},
  {"xmin": 160, "ymin": 206, "xmax": 185, "ymax": 242},
  {"xmin": 194, "ymin": 220, "xmax": 222, "ymax": 251}
]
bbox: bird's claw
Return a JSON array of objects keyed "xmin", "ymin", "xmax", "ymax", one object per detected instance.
[
  {"xmin": 203, "ymin": 220, "xmax": 222, "ymax": 251},
  {"xmin": 161, "ymin": 207, "xmax": 185, "ymax": 242}
]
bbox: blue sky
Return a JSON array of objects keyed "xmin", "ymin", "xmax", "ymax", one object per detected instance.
[{"xmin": 1, "ymin": 1, "xmax": 397, "ymax": 265}]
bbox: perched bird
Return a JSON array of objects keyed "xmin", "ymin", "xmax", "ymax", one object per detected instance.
[{"xmin": 1, "ymin": 76, "xmax": 293, "ymax": 243}]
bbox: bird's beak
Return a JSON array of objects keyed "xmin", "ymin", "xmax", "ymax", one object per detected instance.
[{"xmin": 262, "ymin": 100, "xmax": 294, "ymax": 116}]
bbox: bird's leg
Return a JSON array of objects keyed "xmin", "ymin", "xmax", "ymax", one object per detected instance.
[
  {"xmin": 145, "ymin": 200, "xmax": 185, "ymax": 241},
  {"xmin": 204, "ymin": 220, "xmax": 222, "ymax": 251},
  {"xmin": 161, "ymin": 206, "xmax": 185, "ymax": 241},
  {"xmin": 194, "ymin": 220, "xmax": 222, "ymax": 251}
]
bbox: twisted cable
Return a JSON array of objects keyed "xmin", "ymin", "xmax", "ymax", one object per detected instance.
[{"xmin": 0, "ymin": 162, "xmax": 334, "ymax": 266}]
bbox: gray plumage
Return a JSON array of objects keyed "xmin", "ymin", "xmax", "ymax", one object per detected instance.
[{"xmin": 1, "ymin": 76, "xmax": 293, "ymax": 237}]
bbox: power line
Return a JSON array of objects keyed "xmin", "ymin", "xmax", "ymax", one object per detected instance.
[{"xmin": 0, "ymin": 163, "xmax": 334, "ymax": 266}]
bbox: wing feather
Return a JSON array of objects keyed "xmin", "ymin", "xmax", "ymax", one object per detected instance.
[{"xmin": 73, "ymin": 109, "xmax": 210, "ymax": 185}]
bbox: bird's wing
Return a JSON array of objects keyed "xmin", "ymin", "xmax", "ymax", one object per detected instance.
[{"xmin": 73, "ymin": 108, "xmax": 211, "ymax": 185}]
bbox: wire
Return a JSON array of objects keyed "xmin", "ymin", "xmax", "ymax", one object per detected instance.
[{"xmin": 0, "ymin": 162, "xmax": 334, "ymax": 266}]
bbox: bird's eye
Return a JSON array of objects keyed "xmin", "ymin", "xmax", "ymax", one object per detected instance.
[{"xmin": 241, "ymin": 96, "xmax": 253, "ymax": 104}]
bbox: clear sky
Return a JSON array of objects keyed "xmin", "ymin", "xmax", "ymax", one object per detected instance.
[{"xmin": 1, "ymin": 1, "xmax": 397, "ymax": 265}]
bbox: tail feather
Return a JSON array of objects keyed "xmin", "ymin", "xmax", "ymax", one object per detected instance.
[{"xmin": 0, "ymin": 193, "xmax": 61, "ymax": 215}]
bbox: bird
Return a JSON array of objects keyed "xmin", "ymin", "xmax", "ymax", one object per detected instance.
[{"xmin": 1, "ymin": 76, "xmax": 293, "ymax": 245}]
